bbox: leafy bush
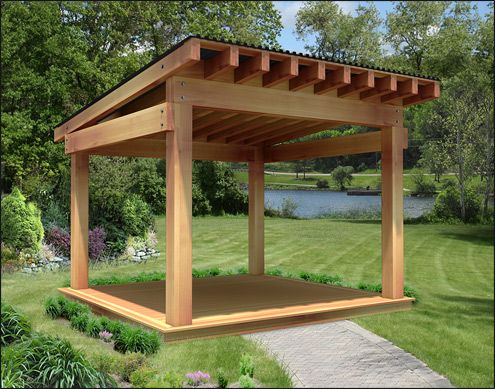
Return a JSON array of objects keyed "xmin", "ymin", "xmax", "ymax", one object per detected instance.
[
  {"xmin": 113, "ymin": 326, "xmax": 161, "ymax": 355},
  {"xmin": 280, "ymin": 197, "xmax": 298, "ymax": 218},
  {"xmin": 216, "ymin": 368, "xmax": 228, "ymax": 389},
  {"xmin": 119, "ymin": 352, "xmax": 147, "ymax": 381},
  {"xmin": 44, "ymin": 295, "xmax": 66, "ymax": 318},
  {"xmin": 192, "ymin": 182, "xmax": 212, "ymax": 216},
  {"xmin": 331, "ymin": 166, "xmax": 354, "ymax": 190},
  {"xmin": 99, "ymin": 316, "xmax": 125, "ymax": 336},
  {"xmin": 85, "ymin": 317, "xmax": 103, "ymax": 338},
  {"xmin": 357, "ymin": 282, "xmax": 418, "ymax": 300},
  {"xmin": 1, "ymin": 347, "xmax": 27, "ymax": 388},
  {"xmin": 239, "ymin": 374, "xmax": 256, "ymax": 388},
  {"xmin": 239, "ymin": 354, "xmax": 255, "ymax": 378},
  {"xmin": 1, "ymin": 188, "xmax": 44, "ymax": 251},
  {"xmin": 316, "ymin": 179, "xmax": 329, "ymax": 188},
  {"xmin": 432, "ymin": 182, "xmax": 482, "ymax": 223},
  {"xmin": 41, "ymin": 200, "xmax": 69, "ymax": 231},
  {"xmin": 130, "ymin": 367, "xmax": 159, "ymax": 387},
  {"xmin": 146, "ymin": 371, "xmax": 183, "ymax": 388},
  {"xmin": 1, "ymin": 302, "xmax": 32, "ymax": 346},
  {"xmin": 45, "ymin": 226, "xmax": 71, "ymax": 257},
  {"xmin": 70, "ymin": 313, "xmax": 90, "ymax": 333},
  {"xmin": 129, "ymin": 158, "xmax": 167, "ymax": 214},
  {"xmin": 63, "ymin": 300, "xmax": 91, "ymax": 320},
  {"xmin": 6, "ymin": 333, "xmax": 115, "ymax": 388},
  {"xmin": 411, "ymin": 172, "xmax": 436, "ymax": 194},
  {"xmin": 193, "ymin": 161, "xmax": 248, "ymax": 215},
  {"xmin": 88, "ymin": 353, "xmax": 120, "ymax": 375},
  {"xmin": 88, "ymin": 226, "xmax": 107, "ymax": 260},
  {"xmin": 299, "ymin": 272, "xmax": 344, "ymax": 286},
  {"xmin": 1, "ymin": 243, "xmax": 19, "ymax": 272}
]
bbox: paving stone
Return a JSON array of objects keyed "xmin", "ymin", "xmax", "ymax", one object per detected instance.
[{"xmin": 244, "ymin": 320, "xmax": 454, "ymax": 388}]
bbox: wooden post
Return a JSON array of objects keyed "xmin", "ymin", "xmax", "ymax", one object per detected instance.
[
  {"xmin": 166, "ymin": 102, "xmax": 193, "ymax": 326},
  {"xmin": 249, "ymin": 147, "xmax": 264, "ymax": 275},
  {"xmin": 381, "ymin": 126, "xmax": 404, "ymax": 299},
  {"xmin": 70, "ymin": 153, "xmax": 89, "ymax": 290}
]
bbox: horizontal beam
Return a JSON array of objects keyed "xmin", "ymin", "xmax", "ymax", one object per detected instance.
[
  {"xmin": 234, "ymin": 52, "xmax": 270, "ymax": 84},
  {"xmin": 265, "ymin": 129, "xmax": 408, "ymax": 162},
  {"xmin": 263, "ymin": 57, "xmax": 298, "ymax": 87},
  {"xmin": 65, "ymin": 104, "xmax": 169, "ymax": 154},
  {"xmin": 88, "ymin": 138, "xmax": 254, "ymax": 162},
  {"xmin": 204, "ymin": 46, "xmax": 239, "ymax": 80},
  {"xmin": 314, "ymin": 66, "xmax": 351, "ymax": 95},
  {"xmin": 171, "ymin": 76, "xmax": 403, "ymax": 128},
  {"xmin": 55, "ymin": 38, "xmax": 201, "ymax": 142}
]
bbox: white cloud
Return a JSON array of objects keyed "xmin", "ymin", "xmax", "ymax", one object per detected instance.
[{"xmin": 273, "ymin": 1, "xmax": 304, "ymax": 29}]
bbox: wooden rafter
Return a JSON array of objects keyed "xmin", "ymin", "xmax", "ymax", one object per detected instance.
[
  {"xmin": 260, "ymin": 123, "xmax": 328, "ymax": 146},
  {"xmin": 338, "ymin": 71, "xmax": 375, "ymax": 98},
  {"xmin": 222, "ymin": 117, "xmax": 280, "ymax": 144},
  {"xmin": 193, "ymin": 113, "xmax": 257, "ymax": 140},
  {"xmin": 246, "ymin": 120, "xmax": 320, "ymax": 146},
  {"xmin": 403, "ymin": 82, "xmax": 440, "ymax": 106},
  {"xmin": 234, "ymin": 119, "xmax": 305, "ymax": 145},
  {"xmin": 314, "ymin": 66, "xmax": 351, "ymax": 95},
  {"xmin": 193, "ymin": 111, "xmax": 237, "ymax": 131},
  {"xmin": 234, "ymin": 52, "xmax": 270, "ymax": 84},
  {"xmin": 262, "ymin": 57, "xmax": 298, "ymax": 87},
  {"xmin": 289, "ymin": 61, "xmax": 326, "ymax": 91},
  {"xmin": 361, "ymin": 75, "xmax": 397, "ymax": 101},
  {"xmin": 381, "ymin": 79, "xmax": 418, "ymax": 103},
  {"xmin": 204, "ymin": 46, "xmax": 239, "ymax": 80}
]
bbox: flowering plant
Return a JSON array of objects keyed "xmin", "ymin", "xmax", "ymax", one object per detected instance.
[
  {"xmin": 98, "ymin": 330, "xmax": 113, "ymax": 343},
  {"xmin": 185, "ymin": 371, "xmax": 210, "ymax": 386}
]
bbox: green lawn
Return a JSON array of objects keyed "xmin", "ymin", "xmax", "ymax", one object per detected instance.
[
  {"xmin": 234, "ymin": 171, "xmax": 454, "ymax": 192},
  {"xmin": 2, "ymin": 217, "xmax": 493, "ymax": 387}
]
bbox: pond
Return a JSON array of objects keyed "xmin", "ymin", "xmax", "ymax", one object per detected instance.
[{"xmin": 264, "ymin": 189, "xmax": 435, "ymax": 218}]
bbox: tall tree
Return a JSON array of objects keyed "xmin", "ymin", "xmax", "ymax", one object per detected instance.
[
  {"xmin": 295, "ymin": 1, "xmax": 383, "ymax": 63},
  {"xmin": 1, "ymin": 1, "xmax": 282, "ymax": 193}
]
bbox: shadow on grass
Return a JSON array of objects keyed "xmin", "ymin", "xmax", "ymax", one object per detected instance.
[
  {"xmin": 439, "ymin": 227, "xmax": 494, "ymax": 246},
  {"xmin": 435, "ymin": 294, "xmax": 494, "ymax": 318}
]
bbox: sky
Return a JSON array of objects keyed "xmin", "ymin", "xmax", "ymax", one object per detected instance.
[{"xmin": 273, "ymin": 1, "xmax": 493, "ymax": 54}]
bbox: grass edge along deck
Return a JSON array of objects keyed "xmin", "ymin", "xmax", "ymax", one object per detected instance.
[{"xmin": 59, "ymin": 275, "xmax": 414, "ymax": 342}]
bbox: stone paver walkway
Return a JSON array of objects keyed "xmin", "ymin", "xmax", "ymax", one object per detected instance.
[{"xmin": 244, "ymin": 321, "xmax": 454, "ymax": 388}]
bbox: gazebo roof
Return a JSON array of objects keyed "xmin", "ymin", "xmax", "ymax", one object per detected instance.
[{"xmin": 54, "ymin": 35, "xmax": 440, "ymax": 149}]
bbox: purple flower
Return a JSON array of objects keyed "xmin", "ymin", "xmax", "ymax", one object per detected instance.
[
  {"xmin": 99, "ymin": 330, "xmax": 113, "ymax": 342},
  {"xmin": 185, "ymin": 371, "xmax": 210, "ymax": 386}
]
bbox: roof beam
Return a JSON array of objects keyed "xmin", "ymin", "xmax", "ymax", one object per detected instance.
[
  {"xmin": 234, "ymin": 119, "xmax": 305, "ymax": 145},
  {"xmin": 204, "ymin": 46, "xmax": 239, "ymax": 80},
  {"xmin": 289, "ymin": 61, "xmax": 326, "ymax": 91},
  {"xmin": 88, "ymin": 138, "xmax": 254, "ymax": 162},
  {"xmin": 55, "ymin": 38, "xmax": 200, "ymax": 142},
  {"xmin": 314, "ymin": 66, "xmax": 351, "ymax": 95},
  {"xmin": 403, "ymin": 82, "xmax": 440, "ymax": 106},
  {"xmin": 265, "ymin": 129, "xmax": 408, "ymax": 162},
  {"xmin": 222, "ymin": 117, "xmax": 280, "ymax": 144},
  {"xmin": 234, "ymin": 52, "xmax": 270, "ymax": 84},
  {"xmin": 338, "ymin": 71, "xmax": 375, "ymax": 98},
  {"xmin": 193, "ymin": 111, "xmax": 237, "ymax": 131},
  {"xmin": 65, "ymin": 104, "xmax": 169, "ymax": 154},
  {"xmin": 262, "ymin": 57, "xmax": 299, "ymax": 87},
  {"xmin": 360, "ymin": 75, "xmax": 397, "ymax": 101},
  {"xmin": 260, "ymin": 123, "xmax": 328, "ymax": 146},
  {"xmin": 381, "ymin": 79, "xmax": 418, "ymax": 103},
  {"xmin": 171, "ymin": 76, "xmax": 403, "ymax": 128},
  {"xmin": 244, "ymin": 121, "xmax": 318, "ymax": 146},
  {"xmin": 193, "ymin": 113, "xmax": 256, "ymax": 140}
]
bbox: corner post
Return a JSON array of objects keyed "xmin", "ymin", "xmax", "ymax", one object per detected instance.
[
  {"xmin": 70, "ymin": 152, "xmax": 89, "ymax": 289},
  {"xmin": 381, "ymin": 126, "xmax": 404, "ymax": 299},
  {"xmin": 165, "ymin": 101, "xmax": 193, "ymax": 326},
  {"xmin": 248, "ymin": 147, "xmax": 264, "ymax": 275}
]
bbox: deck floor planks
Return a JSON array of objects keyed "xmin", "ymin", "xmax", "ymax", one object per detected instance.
[{"xmin": 59, "ymin": 275, "xmax": 413, "ymax": 340}]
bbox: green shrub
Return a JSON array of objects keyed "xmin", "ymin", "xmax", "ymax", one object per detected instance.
[
  {"xmin": 1, "ymin": 302, "xmax": 31, "ymax": 346},
  {"xmin": 299, "ymin": 271, "xmax": 344, "ymax": 286},
  {"xmin": 85, "ymin": 317, "xmax": 103, "ymax": 338},
  {"xmin": 0, "ymin": 243, "xmax": 18, "ymax": 264},
  {"xmin": 239, "ymin": 354, "xmax": 255, "ymax": 378},
  {"xmin": 239, "ymin": 374, "xmax": 255, "ymax": 388},
  {"xmin": 7, "ymin": 333, "xmax": 115, "ymax": 388},
  {"xmin": 44, "ymin": 296, "xmax": 63, "ymax": 319},
  {"xmin": 357, "ymin": 282, "xmax": 418, "ymax": 301},
  {"xmin": 411, "ymin": 172, "xmax": 436, "ymax": 195},
  {"xmin": 41, "ymin": 200, "xmax": 69, "ymax": 231},
  {"xmin": 114, "ymin": 326, "xmax": 161, "ymax": 355},
  {"xmin": 146, "ymin": 371, "xmax": 183, "ymax": 388},
  {"xmin": 432, "ymin": 182, "xmax": 482, "ymax": 223},
  {"xmin": 280, "ymin": 197, "xmax": 298, "ymax": 218},
  {"xmin": 89, "ymin": 353, "xmax": 120, "ymax": 375},
  {"xmin": 62, "ymin": 299, "xmax": 90, "ymax": 320},
  {"xmin": 70, "ymin": 313, "xmax": 90, "ymax": 333},
  {"xmin": 122, "ymin": 194, "xmax": 154, "ymax": 237},
  {"xmin": 331, "ymin": 166, "xmax": 354, "ymax": 190},
  {"xmin": 119, "ymin": 352, "xmax": 147, "ymax": 381},
  {"xmin": 216, "ymin": 368, "xmax": 228, "ymax": 389},
  {"xmin": 1, "ymin": 347, "xmax": 27, "ymax": 388},
  {"xmin": 192, "ymin": 182, "xmax": 212, "ymax": 216},
  {"xmin": 316, "ymin": 179, "xmax": 329, "ymax": 188},
  {"xmin": 130, "ymin": 367, "xmax": 159, "ymax": 388},
  {"xmin": 129, "ymin": 159, "xmax": 167, "ymax": 214},
  {"xmin": 1, "ymin": 188, "xmax": 44, "ymax": 251}
]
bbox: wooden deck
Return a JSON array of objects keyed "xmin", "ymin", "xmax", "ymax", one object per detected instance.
[{"xmin": 59, "ymin": 275, "xmax": 413, "ymax": 341}]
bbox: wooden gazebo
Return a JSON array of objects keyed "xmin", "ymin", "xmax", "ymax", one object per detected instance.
[{"xmin": 56, "ymin": 36, "xmax": 440, "ymax": 341}]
